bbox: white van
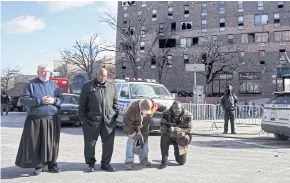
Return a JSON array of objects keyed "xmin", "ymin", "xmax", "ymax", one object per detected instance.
[
  {"xmin": 113, "ymin": 78, "xmax": 175, "ymax": 133},
  {"xmin": 261, "ymin": 91, "xmax": 290, "ymax": 141}
]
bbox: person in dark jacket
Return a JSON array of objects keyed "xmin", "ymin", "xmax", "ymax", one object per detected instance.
[
  {"xmin": 78, "ymin": 68, "xmax": 119, "ymax": 172},
  {"xmin": 159, "ymin": 101, "xmax": 193, "ymax": 169},
  {"xmin": 220, "ymin": 85, "xmax": 238, "ymax": 134},
  {"xmin": 1, "ymin": 91, "xmax": 10, "ymax": 115},
  {"xmin": 15, "ymin": 64, "xmax": 63, "ymax": 176}
]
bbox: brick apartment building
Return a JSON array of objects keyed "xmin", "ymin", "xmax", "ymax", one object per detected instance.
[{"xmin": 115, "ymin": 1, "xmax": 290, "ymax": 98}]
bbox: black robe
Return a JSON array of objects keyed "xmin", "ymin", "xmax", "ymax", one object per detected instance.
[{"xmin": 15, "ymin": 116, "xmax": 61, "ymax": 168}]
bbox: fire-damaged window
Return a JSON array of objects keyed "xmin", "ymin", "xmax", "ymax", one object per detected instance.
[
  {"xmin": 181, "ymin": 21, "xmax": 192, "ymax": 30},
  {"xmin": 159, "ymin": 39, "xmax": 176, "ymax": 48}
]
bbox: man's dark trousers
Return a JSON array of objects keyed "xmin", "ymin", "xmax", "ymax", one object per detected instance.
[
  {"xmin": 160, "ymin": 134, "xmax": 186, "ymax": 165},
  {"xmin": 82, "ymin": 120, "xmax": 115, "ymax": 166},
  {"xmin": 224, "ymin": 110, "xmax": 235, "ymax": 133}
]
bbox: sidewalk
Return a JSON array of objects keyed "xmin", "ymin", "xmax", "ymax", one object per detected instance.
[{"xmin": 192, "ymin": 120, "xmax": 268, "ymax": 139}]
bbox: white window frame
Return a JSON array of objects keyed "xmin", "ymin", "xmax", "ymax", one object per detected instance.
[{"xmin": 258, "ymin": 1, "xmax": 263, "ymax": 10}]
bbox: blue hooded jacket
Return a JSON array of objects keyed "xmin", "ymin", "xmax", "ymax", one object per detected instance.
[{"xmin": 22, "ymin": 78, "xmax": 63, "ymax": 117}]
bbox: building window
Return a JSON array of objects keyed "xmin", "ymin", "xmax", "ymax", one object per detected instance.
[
  {"xmin": 158, "ymin": 23, "xmax": 165, "ymax": 36},
  {"xmin": 159, "ymin": 39, "xmax": 176, "ymax": 48},
  {"xmin": 220, "ymin": 18, "xmax": 225, "ymax": 31},
  {"xmin": 258, "ymin": 1, "xmax": 263, "ymax": 10},
  {"xmin": 254, "ymin": 14, "xmax": 268, "ymax": 25},
  {"xmin": 184, "ymin": 5, "xmax": 190, "ymax": 17},
  {"xmin": 275, "ymin": 31, "xmax": 290, "ymax": 42},
  {"xmin": 121, "ymin": 62, "xmax": 126, "ymax": 70},
  {"xmin": 140, "ymin": 42, "xmax": 145, "ymax": 53},
  {"xmin": 238, "ymin": 1, "xmax": 243, "ymax": 12},
  {"xmin": 141, "ymin": 1, "xmax": 146, "ymax": 7},
  {"xmin": 280, "ymin": 49, "xmax": 286, "ymax": 62},
  {"xmin": 238, "ymin": 16, "xmax": 244, "ymax": 29},
  {"xmin": 255, "ymin": 32, "xmax": 269, "ymax": 43},
  {"xmin": 168, "ymin": 7, "xmax": 173, "ymax": 19},
  {"xmin": 278, "ymin": 1, "xmax": 283, "ymax": 8},
  {"xmin": 212, "ymin": 35, "xmax": 218, "ymax": 41},
  {"xmin": 259, "ymin": 50, "xmax": 265, "ymax": 64},
  {"xmin": 241, "ymin": 33, "xmax": 249, "ymax": 43},
  {"xmin": 202, "ymin": 20, "xmax": 207, "ymax": 32},
  {"xmin": 137, "ymin": 11, "xmax": 142, "ymax": 21},
  {"xmin": 228, "ymin": 34, "xmax": 234, "ymax": 44},
  {"xmin": 274, "ymin": 13, "xmax": 280, "ymax": 24},
  {"xmin": 181, "ymin": 21, "xmax": 192, "ymax": 30},
  {"xmin": 180, "ymin": 37, "xmax": 199, "ymax": 47},
  {"xmin": 171, "ymin": 22, "xmax": 176, "ymax": 31},
  {"xmin": 167, "ymin": 55, "xmax": 172, "ymax": 68},
  {"xmin": 184, "ymin": 55, "xmax": 189, "ymax": 64},
  {"xmin": 239, "ymin": 73, "xmax": 261, "ymax": 94},
  {"xmin": 212, "ymin": 74, "xmax": 233, "ymax": 95},
  {"xmin": 201, "ymin": 3, "xmax": 207, "ymax": 17},
  {"xmin": 219, "ymin": 1, "xmax": 225, "ymax": 14},
  {"xmin": 152, "ymin": 10, "xmax": 157, "ymax": 21},
  {"xmin": 240, "ymin": 51, "xmax": 245, "ymax": 57},
  {"xmin": 151, "ymin": 56, "xmax": 156, "ymax": 68}
]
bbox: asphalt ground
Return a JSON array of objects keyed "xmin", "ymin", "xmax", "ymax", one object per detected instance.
[{"xmin": 1, "ymin": 112, "xmax": 290, "ymax": 183}]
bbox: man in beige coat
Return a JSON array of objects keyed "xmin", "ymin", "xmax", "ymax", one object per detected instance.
[{"xmin": 123, "ymin": 99, "xmax": 167, "ymax": 170}]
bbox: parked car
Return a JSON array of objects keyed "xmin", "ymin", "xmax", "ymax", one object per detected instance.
[
  {"xmin": 57, "ymin": 93, "xmax": 80, "ymax": 126},
  {"xmin": 113, "ymin": 78, "xmax": 175, "ymax": 133},
  {"xmin": 261, "ymin": 91, "xmax": 290, "ymax": 141}
]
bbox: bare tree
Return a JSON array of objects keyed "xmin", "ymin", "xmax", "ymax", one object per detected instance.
[
  {"xmin": 1, "ymin": 66, "xmax": 22, "ymax": 91},
  {"xmin": 142, "ymin": 23, "xmax": 182, "ymax": 83},
  {"xmin": 60, "ymin": 34, "xmax": 104, "ymax": 80},
  {"xmin": 100, "ymin": 10, "xmax": 158, "ymax": 78},
  {"xmin": 190, "ymin": 36, "xmax": 245, "ymax": 93}
]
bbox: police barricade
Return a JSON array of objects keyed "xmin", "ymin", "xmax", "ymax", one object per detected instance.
[{"xmin": 181, "ymin": 103, "xmax": 264, "ymax": 131}]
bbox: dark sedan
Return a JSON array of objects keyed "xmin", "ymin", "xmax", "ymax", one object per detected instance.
[{"xmin": 57, "ymin": 93, "xmax": 80, "ymax": 126}]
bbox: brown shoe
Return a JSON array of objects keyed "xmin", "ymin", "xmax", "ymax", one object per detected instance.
[
  {"xmin": 140, "ymin": 157, "xmax": 151, "ymax": 166},
  {"xmin": 125, "ymin": 162, "xmax": 133, "ymax": 170}
]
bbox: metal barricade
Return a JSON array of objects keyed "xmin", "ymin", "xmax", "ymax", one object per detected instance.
[{"xmin": 182, "ymin": 103, "xmax": 264, "ymax": 130}]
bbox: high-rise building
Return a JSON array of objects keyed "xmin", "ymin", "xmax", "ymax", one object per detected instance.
[{"xmin": 115, "ymin": 1, "xmax": 290, "ymax": 98}]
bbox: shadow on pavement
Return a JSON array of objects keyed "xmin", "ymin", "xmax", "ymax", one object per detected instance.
[
  {"xmin": 1, "ymin": 162, "xmax": 160, "ymax": 179},
  {"xmin": 191, "ymin": 137, "xmax": 290, "ymax": 149}
]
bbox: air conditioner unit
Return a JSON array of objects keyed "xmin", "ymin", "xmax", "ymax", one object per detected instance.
[
  {"xmin": 280, "ymin": 56, "xmax": 286, "ymax": 60},
  {"xmin": 280, "ymin": 42, "xmax": 286, "ymax": 45}
]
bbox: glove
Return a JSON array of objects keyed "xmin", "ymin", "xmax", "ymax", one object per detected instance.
[
  {"xmin": 169, "ymin": 127, "xmax": 181, "ymax": 134},
  {"xmin": 176, "ymin": 131, "xmax": 185, "ymax": 138}
]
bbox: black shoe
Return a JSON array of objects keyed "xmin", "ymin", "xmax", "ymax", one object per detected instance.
[
  {"xmin": 48, "ymin": 164, "xmax": 61, "ymax": 173},
  {"xmin": 100, "ymin": 164, "xmax": 115, "ymax": 172},
  {"xmin": 222, "ymin": 131, "xmax": 228, "ymax": 134},
  {"xmin": 158, "ymin": 163, "xmax": 168, "ymax": 169},
  {"xmin": 231, "ymin": 131, "xmax": 236, "ymax": 134},
  {"xmin": 33, "ymin": 167, "xmax": 43, "ymax": 176},
  {"xmin": 87, "ymin": 165, "xmax": 95, "ymax": 172}
]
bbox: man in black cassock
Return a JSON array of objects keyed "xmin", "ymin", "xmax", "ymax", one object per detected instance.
[{"xmin": 15, "ymin": 64, "xmax": 63, "ymax": 176}]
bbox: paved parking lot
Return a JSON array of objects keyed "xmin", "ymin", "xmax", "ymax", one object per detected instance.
[{"xmin": 1, "ymin": 112, "xmax": 290, "ymax": 183}]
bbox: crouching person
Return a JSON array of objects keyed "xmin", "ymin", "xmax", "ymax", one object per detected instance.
[
  {"xmin": 159, "ymin": 101, "xmax": 193, "ymax": 169},
  {"xmin": 123, "ymin": 99, "xmax": 167, "ymax": 170}
]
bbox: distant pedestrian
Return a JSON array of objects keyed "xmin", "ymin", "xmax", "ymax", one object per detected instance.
[
  {"xmin": 220, "ymin": 85, "xmax": 238, "ymax": 134},
  {"xmin": 1, "ymin": 91, "xmax": 10, "ymax": 115},
  {"xmin": 15, "ymin": 64, "xmax": 63, "ymax": 176}
]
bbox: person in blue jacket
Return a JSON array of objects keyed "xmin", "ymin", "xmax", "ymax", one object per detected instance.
[{"xmin": 15, "ymin": 64, "xmax": 63, "ymax": 176}]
